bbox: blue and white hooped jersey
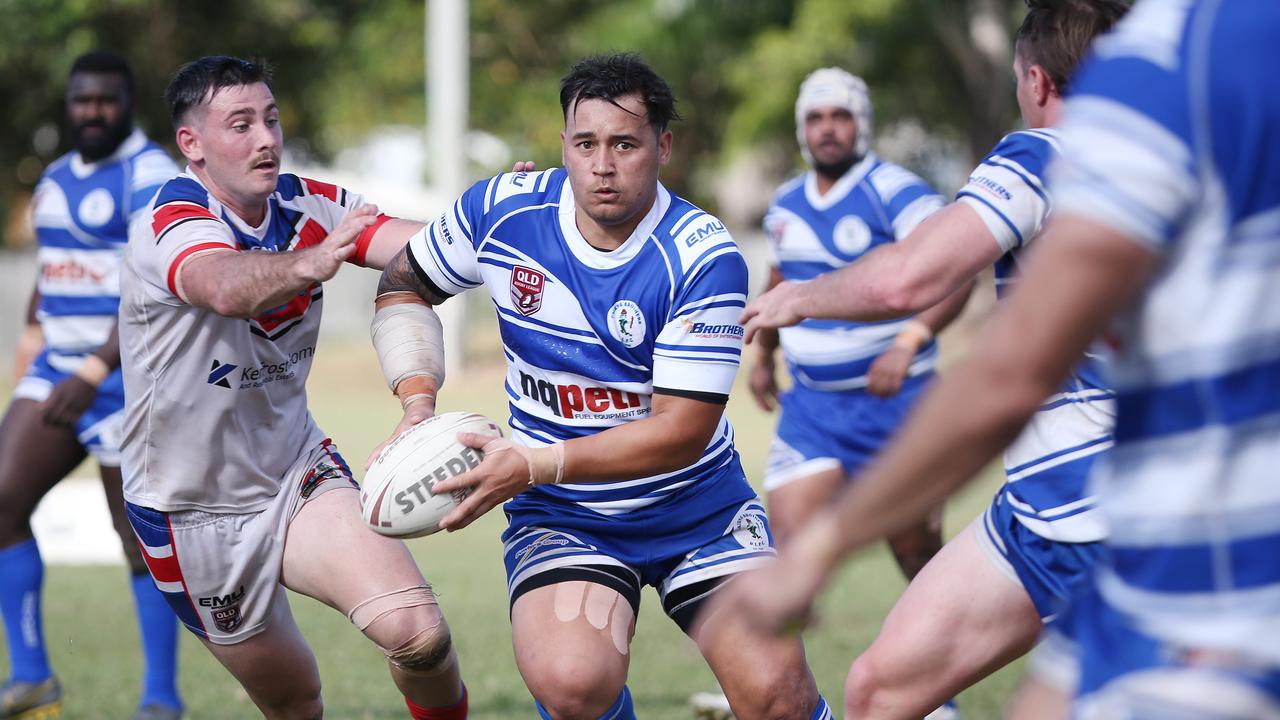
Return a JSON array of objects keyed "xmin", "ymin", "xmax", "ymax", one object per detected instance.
[
  {"xmin": 1051, "ymin": 0, "xmax": 1280, "ymax": 663},
  {"xmin": 765, "ymin": 153, "xmax": 944, "ymax": 391},
  {"xmin": 958, "ymin": 129, "xmax": 1115, "ymax": 543},
  {"xmin": 31, "ymin": 129, "xmax": 176, "ymax": 370},
  {"xmin": 406, "ymin": 168, "xmax": 749, "ymax": 517}
]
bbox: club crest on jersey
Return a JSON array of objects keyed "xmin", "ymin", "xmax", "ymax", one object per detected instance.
[
  {"xmin": 607, "ymin": 300, "xmax": 646, "ymax": 348},
  {"xmin": 510, "ymin": 266, "xmax": 545, "ymax": 316},
  {"xmin": 731, "ymin": 505, "xmax": 771, "ymax": 552},
  {"xmin": 78, "ymin": 188, "xmax": 116, "ymax": 227}
]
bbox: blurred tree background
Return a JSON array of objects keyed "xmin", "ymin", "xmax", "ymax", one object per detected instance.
[{"xmin": 1, "ymin": 0, "xmax": 1027, "ymax": 247}]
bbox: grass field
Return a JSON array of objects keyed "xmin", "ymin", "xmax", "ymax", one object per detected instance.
[{"xmin": 1, "ymin": 333, "xmax": 1020, "ymax": 719}]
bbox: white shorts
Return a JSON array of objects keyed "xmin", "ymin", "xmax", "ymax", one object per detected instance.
[{"xmin": 125, "ymin": 439, "xmax": 357, "ymax": 644}]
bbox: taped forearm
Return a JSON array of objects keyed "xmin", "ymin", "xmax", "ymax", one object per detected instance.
[{"xmin": 371, "ymin": 293, "xmax": 446, "ymax": 405}]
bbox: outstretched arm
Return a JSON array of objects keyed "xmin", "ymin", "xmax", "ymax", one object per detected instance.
[
  {"xmin": 716, "ymin": 214, "xmax": 1155, "ymax": 633},
  {"xmin": 741, "ymin": 203, "xmax": 1002, "ymax": 341},
  {"xmin": 179, "ymin": 205, "xmax": 379, "ymax": 317}
]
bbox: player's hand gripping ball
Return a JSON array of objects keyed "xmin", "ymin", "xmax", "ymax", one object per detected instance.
[{"xmin": 361, "ymin": 411, "xmax": 503, "ymax": 537}]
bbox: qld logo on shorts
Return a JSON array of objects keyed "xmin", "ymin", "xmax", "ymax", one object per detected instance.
[
  {"xmin": 199, "ymin": 585, "xmax": 246, "ymax": 634},
  {"xmin": 510, "ymin": 266, "xmax": 545, "ymax": 316},
  {"xmin": 607, "ymin": 300, "xmax": 646, "ymax": 348}
]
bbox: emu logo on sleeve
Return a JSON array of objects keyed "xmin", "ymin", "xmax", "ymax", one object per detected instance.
[
  {"xmin": 510, "ymin": 266, "xmax": 545, "ymax": 316},
  {"xmin": 607, "ymin": 300, "xmax": 646, "ymax": 348}
]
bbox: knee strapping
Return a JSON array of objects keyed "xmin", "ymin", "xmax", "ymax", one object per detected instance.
[{"xmin": 347, "ymin": 584, "xmax": 454, "ymax": 674}]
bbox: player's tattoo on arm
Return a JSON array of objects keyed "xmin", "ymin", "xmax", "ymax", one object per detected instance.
[{"xmin": 377, "ymin": 246, "xmax": 451, "ymax": 305}]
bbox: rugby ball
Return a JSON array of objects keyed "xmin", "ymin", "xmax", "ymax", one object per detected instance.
[{"xmin": 361, "ymin": 411, "xmax": 503, "ymax": 538}]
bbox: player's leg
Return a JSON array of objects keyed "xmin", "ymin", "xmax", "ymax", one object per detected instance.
[
  {"xmin": 0, "ymin": 392, "xmax": 87, "ymax": 713},
  {"xmin": 199, "ymin": 587, "xmax": 325, "ymax": 719},
  {"xmin": 512, "ymin": 581, "xmax": 636, "ymax": 719},
  {"xmin": 843, "ymin": 523, "xmax": 1042, "ymax": 719},
  {"xmin": 282, "ymin": 482, "xmax": 466, "ymax": 717},
  {"xmin": 125, "ymin": 498, "xmax": 326, "ymax": 718},
  {"xmin": 765, "ymin": 465, "xmax": 844, "ymax": 547},
  {"xmin": 501, "ymin": 522, "xmax": 640, "ymax": 719},
  {"xmin": 676, "ymin": 500, "xmax": 830, "ymax": 720},
  {"xmin": 692, "ymin": 587, "xmax": 828, "ymax": 720},
  {"xmin": 100, "ymin": 463, "xmax": 183, "ymax": 717}
]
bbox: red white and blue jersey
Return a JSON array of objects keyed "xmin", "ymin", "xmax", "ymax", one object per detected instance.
[
  {"xmin": 119, "ymin": 170, "xmax": 379, "ymax": 512},
  {"xmin": 407, "ymin": 168, "xmax": 750, "ymax": 517},
  {"xmin": 765, "ymin": 154, "xmax": 944, "ymax": 390},
  {"xmin": 1051, "ymin": 0, "xmax": 1280, "ymax": 663},
  {"xmin": 958, "ymin": 130, "xmax": 1115, "ymax": 544},
  {"xmin": 31, "ymin": 129, "xmax": 176, "ymax": 368}
]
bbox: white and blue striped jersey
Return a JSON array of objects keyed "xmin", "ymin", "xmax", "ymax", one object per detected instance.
[
  {"xmin": 1051, "ymin": 0, "xmax": 1280, "ymax": 662},
  {"xmin": 765, "ymin": 153, "xmax": 944, "ymax": 390},
  {"xmin": 406, "ymin": 168, "xmax": 749, "ymax": 517},
  {"xmin": 957, "ymin": 129, "xmax": 1114, "ymax": 543},
  {"xmin": 31, "ymin": 129, "xmax": 176, "ymax": 371}
]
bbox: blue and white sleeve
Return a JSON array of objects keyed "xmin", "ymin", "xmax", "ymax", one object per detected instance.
[
  {"xmin": 128, "ymin": 149, "xmax": 179, "ymax": 218},
  {"xmin": 870, "ymin": 164, "xmax": 945, "ymax": 241},
  {"xmin": 652, "ymin": 240, "xmax": 749, "ymax": 402},
  {"xmin": 405, "ymin": 178, "xmax": 488, "ymax": 299},
  {"xmin": 1050, "ymin": 49, "xmax": 1199, "ymax": 252},
  {"xmin": 956, "ymin": 131, "xmax": 1057, "ymax": 252}
]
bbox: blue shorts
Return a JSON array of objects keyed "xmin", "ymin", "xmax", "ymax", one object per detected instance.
[
  {"xmin": 502, "ymin": 471, "xmax": 772, "ymax": 632},
  {"xmin": 13, "ymin": 349, "xmax": 126, "ymax": 465},
  {"xmin": 974, "ymin": 488, "xmax": 1104, "ymax": 620},
  {"xmin": 764, "ymin": 373, "xmax": 931, "ymax": 491},
  {"xmin": 1034, "ymin": 584, "xmax": 1280, "ymax": 717}
]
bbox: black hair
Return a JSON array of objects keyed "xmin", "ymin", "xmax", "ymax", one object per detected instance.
[
  {"xmin": 70, "ymin": 50, "xmax": 134, "ymax": 97},
  {"xmin": 559, "ymin": 53, "xmax": 680, "ymax": 133},
  {"xmin": 1016, "ymin": 0, "xmax": 1130, "ymax": 94},
  {"xmin": 165, "ymin": 55, "xmax": 273, "ymax": 128}
]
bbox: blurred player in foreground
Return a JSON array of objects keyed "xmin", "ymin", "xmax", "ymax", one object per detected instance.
[
  {"xmin": 711, "ymin": 1, "xmax": 1128, "ymax": 717},
  {"xmin": 117, "ymin": 56, "xmax": 468, "ymax": 719},
  {"xmin": 0, "ymin": 50, "xmax": 183, "ymax": 720},
  {"xmin": 693, "ymin": 66, "xmax": 970, "ymax": 720},
  {"xmin": 1005, "ymin": 1, "xmax": 1280, "ymax": 716},
  {"xmin": 369, "ymin": 53, "xmax": 833, "ymax": 720}
]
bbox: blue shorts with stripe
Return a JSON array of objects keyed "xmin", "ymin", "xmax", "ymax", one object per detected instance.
[
  {"xmin": 502, "ymin": 470, "xmax": 772, "ymax": 631},
  {"xmin": 1034, "ymin": 583, "xmax": 1280, "ymax": 717},
  {"xmin": 13, "ymin": 349, "xmax": 125, "ymax": 465},
  {"xmin": 765, "ymin": 373, "xmax": 931, "ymax": 491},
  {"xmin": 975, "ymin": 487, "xmax": 1104, "ymax": 620}
]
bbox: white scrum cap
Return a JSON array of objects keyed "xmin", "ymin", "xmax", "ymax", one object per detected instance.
[{"xmin": 794, "ymin": 67, "xmax": 873, "ymax": 164}]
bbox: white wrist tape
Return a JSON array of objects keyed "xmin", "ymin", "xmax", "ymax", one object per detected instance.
[{"xmin": 371, "ymin": 298, "xmax": 446, "ymax": 393}]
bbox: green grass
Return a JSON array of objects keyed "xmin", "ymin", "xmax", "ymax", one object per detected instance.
[{"xmin": 3, "ymin": 340, "xmax": 1018, "ymax": 718}]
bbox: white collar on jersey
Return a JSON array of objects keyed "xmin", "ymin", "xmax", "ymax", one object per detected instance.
[
  {"xmin": 803, "ymin": 151, "xmax": 878, "ymax": 212},
  {"xmin": 557, "ymin": 177, "xmax": 671, "ymax": 270},
  {"xmin": 69, "ymin": 128, "xmax": 147, "ymax": 179}
]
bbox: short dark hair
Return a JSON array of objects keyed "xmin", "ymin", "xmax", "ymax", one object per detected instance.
[
  {"xmin": 559, "ymin": 53, "xmax": 680, "ymax": 134},
  {"xmin": 1016, "ymin": 0, "xmax": 1130, "ymax": 94},
  {"xmin": 165, "ymin": 55, "xmax": 273, "ymax": 129},
  {"xmin": 70, "ymin": 50, "xmax": 134, "ymax": 97}
]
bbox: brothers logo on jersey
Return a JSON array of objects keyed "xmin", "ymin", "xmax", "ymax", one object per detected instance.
[
  {"xmin": 607, "ymin": 300, "xmax": 645, "ymax": 348},
  {"xmin": 510, "ymin": 266, "xmax": 545, "ymax": 316},
  {"xmin": 680, "ymin": 317, "xmax": 745, "ymax": 341}
]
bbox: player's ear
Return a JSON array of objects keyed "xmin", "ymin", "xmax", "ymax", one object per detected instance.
[
  {"xmin": 175, "ymin": 125, "xmax": 202, "ymax": 163},
  {"xmin": 560, "ymin": 129, "xmax": 568, "ymax": 167},
  {"xmin": 1029, "ymin": 64, "xmax": 1056, "ymax": 106},
  {"xmin": 657, "ymin": 129, "xmax": 672, "ymax": 167}
]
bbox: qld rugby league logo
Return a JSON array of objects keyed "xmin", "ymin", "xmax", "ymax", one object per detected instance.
[{"xmin": 511, "ymin": 266, "xmax": 544, "ymax": 316}]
